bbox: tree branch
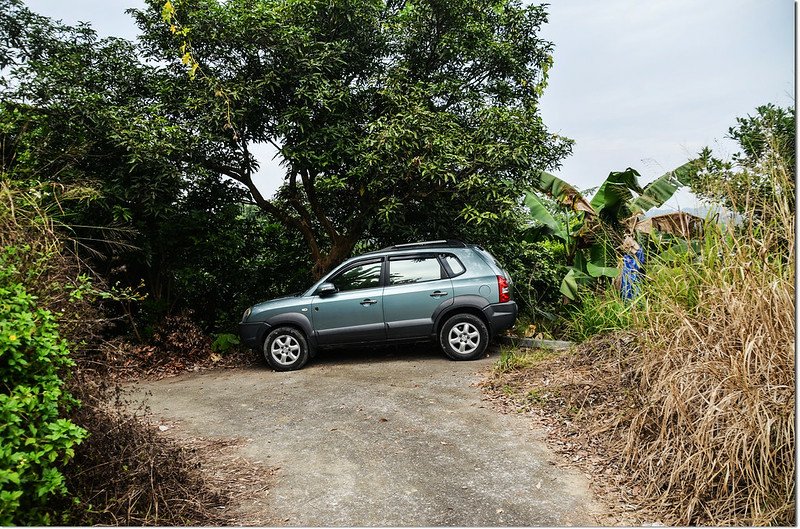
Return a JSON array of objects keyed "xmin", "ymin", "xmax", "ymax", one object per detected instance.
[{"xmin": 300, "ymin": 168, "xmax": 339, "ymax": 241}]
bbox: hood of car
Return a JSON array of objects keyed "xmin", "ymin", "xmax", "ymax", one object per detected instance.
[{"xmin": 248, "ymin": 293, "xmax": 310, "ymax": 320}]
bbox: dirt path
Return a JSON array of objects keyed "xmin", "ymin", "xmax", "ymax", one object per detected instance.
[{"xmin": 128, "ymin": 345, "xmax": 612, "ymax": 526}]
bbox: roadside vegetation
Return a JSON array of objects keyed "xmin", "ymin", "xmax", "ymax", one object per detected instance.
[
  {"xmin": 485, "ymin": 107, "xmax": 795, "ymax": 525},
  {"xmin": 0, "ymin": 0, "xmax": 792, "ymax": 524}
]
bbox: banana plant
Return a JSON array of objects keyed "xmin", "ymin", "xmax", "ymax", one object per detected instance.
[{"xmin": 524, "ymin": 161, "xmax": 695, "ymax": 300}]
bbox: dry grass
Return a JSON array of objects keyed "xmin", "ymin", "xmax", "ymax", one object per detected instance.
[
  {"xmin": 482, "ymin": 338, "xmax": 652, "ymax": 524},
  {"xmin": 60, "ymin": 375, "xmax": 231, "ymax": 526},
  {"xmin": 620, "ymin": 157, "xmax": 795, "ymax": 525},
  {"xmin": 485, "ymin": 152, "xmax": 795, "ymax": 525}
]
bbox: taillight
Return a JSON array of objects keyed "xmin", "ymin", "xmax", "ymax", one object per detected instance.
[{"xmin": 497, "ymin": 275, "xmax": 510, "ymax": 303}]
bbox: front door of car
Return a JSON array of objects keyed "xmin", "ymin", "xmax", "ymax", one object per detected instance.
[
  {"xmin": 383, "ymin": 254, "xmax": 453, "ymax": 340},
  {"xmin": 311, "ymin": 258, "xmax": 386, "ymax": 345}
]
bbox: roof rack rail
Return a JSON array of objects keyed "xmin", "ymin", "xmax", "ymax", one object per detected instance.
[{"xmin": 381, "ymin": 240, "xmax": 468, "ymax": 251}]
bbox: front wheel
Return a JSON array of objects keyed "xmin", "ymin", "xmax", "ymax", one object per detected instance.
[
  {"xmin": 263, "ymin": 327, "xmax": 309, "ymax": 371},
  {"xmin": 439, "ymin": 314, "xmax": 489, "ymax": 360}
]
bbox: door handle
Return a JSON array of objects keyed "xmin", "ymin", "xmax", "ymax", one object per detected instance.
[
  {"xmin": 430, "ymin": 291, "xmax": 449, "ymax": 298},
  {"xmin": 360, "ymin": 298, "xmax": 379, "ymax": 306}
]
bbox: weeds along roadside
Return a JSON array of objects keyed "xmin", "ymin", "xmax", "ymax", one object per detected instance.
[
  {"xmin": 621, "ymin": 150, "xmax": 795, "ymax": 525},
  {"xmin": 0, "ymin": 180, "xmax": 231, "ymax": 525},
  {"xmin": 488, "ymin": 148, "xmax": 795, "ymax": 525}
]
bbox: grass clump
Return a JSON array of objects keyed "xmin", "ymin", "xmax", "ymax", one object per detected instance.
[
  {"xmin": 495, "ymin": 346, "xmax": 561, "ymax": 373},
  {"xmin": 564, "ymin": 291, "xmax": 635, "ymax": 342}
]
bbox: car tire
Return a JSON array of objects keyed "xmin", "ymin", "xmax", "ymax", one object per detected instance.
[
  {"xmin": 263, "ymin": 327, "xmax": 309, "ymax": 371},
  {"xmin": 439, "ymin": 313, "xmax": 489, "ymax": 361}
]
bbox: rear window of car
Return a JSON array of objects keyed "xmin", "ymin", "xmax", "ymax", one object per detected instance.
[
  {"xmin": 442, "ymin": 254, "xmax": 466, "ymax": 277},
  {"xmin": 388, "ymin": 256, "xmax": 444, "ymax": 285}
]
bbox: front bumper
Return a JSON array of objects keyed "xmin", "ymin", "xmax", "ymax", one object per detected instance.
[
  {"xmin": 239, "ymin": 321, "xmax": 270, "ymax": 350},
  {"xmin": 482, "ymin": 301, "xmax": 518, "ymax": 336}
]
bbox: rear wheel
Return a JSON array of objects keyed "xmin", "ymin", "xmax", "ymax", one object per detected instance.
[
  {"xmin": 439, "ymin": 313, "xmax": 488, "ymax": 360},
  {"xmin": 263, "ymin": 327, "xmax": 309, "ymax": 371}
]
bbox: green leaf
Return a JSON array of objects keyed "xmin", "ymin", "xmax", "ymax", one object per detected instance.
[
  {"xmin": 523, "ymin": 191, "xmax": 567, "ymax": 241},
  {"xmin": 586, "ymin": 261, "xmax": 619, "ymax": 278},
  {"xmin": 560, "ymin": 268, "xmax": 579, "ymax": 300},
  {"xmin": 533, "ymin": 171, "xmax": 595, "ymax": 214},
  {"xmin": 588, "ymin": 240, "xmax": 617, "ymax": 268},
  {"xmin": 559, "ymin": 267, "xmax": 590, "ymax": 300},
  {"xmin": 590, "ymin": 168, "xmax": 642, "ymax": 219},
  {"xmin": 630, "ymin": 160, "xmax": 696, "ymax": 214}
]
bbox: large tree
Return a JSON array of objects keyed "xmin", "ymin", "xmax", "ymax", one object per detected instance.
[{"xmin": 134, "ymin": 0, "xmax": 571, "ymax": 276}]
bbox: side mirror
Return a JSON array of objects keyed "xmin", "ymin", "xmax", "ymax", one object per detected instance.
[{"xmin": 316, "ymin": 282, "xmax": 338, "ymax": 297}]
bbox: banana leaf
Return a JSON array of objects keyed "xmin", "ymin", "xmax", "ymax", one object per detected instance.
[
  {"xmin": 559, "ymin": 267, "xmax": 590, "ymax": 300},
  {"xmin": 535, "ymin": 171, "xmax": 595, "ymax": 214},
  {"xmin": 523, "ymin": 191, "xmax": 567, "ymax": 241},
  {"xmin": 630, "ymin": 160, "xmax": 695, "ymax": 214},
  {"xmin": 586, "ymin": 261, "xmax": 619, "ymax": 278},
  {"xmin": 586, "ymin": 241, "xmax": 620, "ymax": 278},
  {"xmin": 590, "ymin": 168, "xmax": 643, "ymax": 222}
]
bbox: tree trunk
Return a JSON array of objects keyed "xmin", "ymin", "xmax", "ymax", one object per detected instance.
[{"xmin": 311, "ymin": 235, "xmax": 360, "ymax": 280}]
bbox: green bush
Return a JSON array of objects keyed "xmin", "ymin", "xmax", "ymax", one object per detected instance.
[
  {"xmin": 210, "ymin": 333, "xmax": 240, "ymax": 354},
  {"xmin": 0, "ymin": 262, "xmax": 86, "ymax": 525}
]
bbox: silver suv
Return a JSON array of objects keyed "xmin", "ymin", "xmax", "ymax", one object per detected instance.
[{"xmin": 239, "ymin": 240, "xmax": 517, "ymax": 370}]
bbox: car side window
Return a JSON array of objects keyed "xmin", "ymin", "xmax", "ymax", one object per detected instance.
[
  {"xmin": 442, "ymin": 254, "xmax": 466, "ymax": 277},
  {"xmin": 330, "ymin": 261, "xmax": 382, "ymax": 292},
  {"xmin": 389, "ymin": 256, "xmax": 445, "ymax": 285}
]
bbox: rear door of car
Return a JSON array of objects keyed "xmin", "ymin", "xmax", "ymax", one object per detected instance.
[{"xmin": 382, "ymin": 253, "xmax": 453, "ymax": 340}]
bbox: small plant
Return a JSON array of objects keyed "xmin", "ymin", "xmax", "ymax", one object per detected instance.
[
  {"xmin": 525, "ymin": 388, "xmax": 549, "ymax": 405},
  {"xmin": 210, "ymin": 333, "xmax": 240, "ymax": 354},
  {"xmin": 0, "ymin": 260, "xmax": 87, "ymax": 525},
  {"xmin": 496, "ymin": 346, "xmax": 561, "ymax": 373}
]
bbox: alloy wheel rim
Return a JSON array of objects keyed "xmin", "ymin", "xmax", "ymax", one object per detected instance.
[
  {"xmin": 448, "ymin": 322, "xmax": 480, "ymax": 354},
  {"xmin": 269, "ymin": 335, "xmax": 301, "ymax": 365}
]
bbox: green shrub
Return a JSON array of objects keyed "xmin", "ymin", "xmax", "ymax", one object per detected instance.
[
  {"xmin": 0, "ymin": 262, "xmax": 86, "ymax": 525},
  {"xmin": 492, "ymin": 238, "xmax": 567, "ymax": 321},
  {"xmin": 210, "ymin": 332, "xmax": 240, "ymax": 354}
]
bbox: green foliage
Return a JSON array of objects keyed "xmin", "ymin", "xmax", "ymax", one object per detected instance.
[
  {"xmin": 589, "ymin": 167, "xmax": 643, "ymax": 227},
  {"xmin": 0, "ymin": 254, "xmax": 87, "ymax": 525},
  {"xmin": 563, "ymin": 290, "xmax": 634, "ymax": 342},
  {"xmin": 133, "ymin": 0, "xmax": 572, "ymax": 275},
  {"xmin": 524, "ymin": 163, "xmax": 693, "ymax": 301},
  {"xmin": 0, "ymin": 3, "xmax": 316, "ymax": 332},
  {"xmin": 151, "ymin": 176, "xmax": 312, "ymax": 331},
  {"xmin": 210, "ymin": 333, "xmax": 240, "ymax": 354},
  {"xmin": 503, "ymin": 239, "xmax": 567, "ymax": 319},
  {"xmin": 686, "ymin": 103, "xmax": 795, "ymax": 223}
]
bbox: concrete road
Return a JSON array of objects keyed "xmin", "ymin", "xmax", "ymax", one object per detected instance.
[{"xmin": 129, "ymin": 344, "xmax": 608, "ymax": 526}]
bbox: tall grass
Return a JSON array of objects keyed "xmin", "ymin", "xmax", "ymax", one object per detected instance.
[
  {"xmin": 564, "ymin": 290, "xmax": 635, "ymax": 342},
  {"xmin": 617, "ymin": 152, "xmax": 795, "ymax": 524}
]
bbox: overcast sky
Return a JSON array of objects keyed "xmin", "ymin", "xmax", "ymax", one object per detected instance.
[{"xmin": 24, "ymin": 0, "xmax": 795, "ymax": 210}]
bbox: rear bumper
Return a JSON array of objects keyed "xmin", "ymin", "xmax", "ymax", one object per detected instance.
[
  {"xmin": 483, "ymin": 301, "xmax": 518, "ymax": 336},
  {"xmin": 239, "ymin": 321, "xmax": 270, "ymax": 350}
]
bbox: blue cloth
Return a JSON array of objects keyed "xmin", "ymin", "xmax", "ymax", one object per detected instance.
[{"xmin": 621, "ymin": 247, "xmax": 645, "ymax": 300}]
